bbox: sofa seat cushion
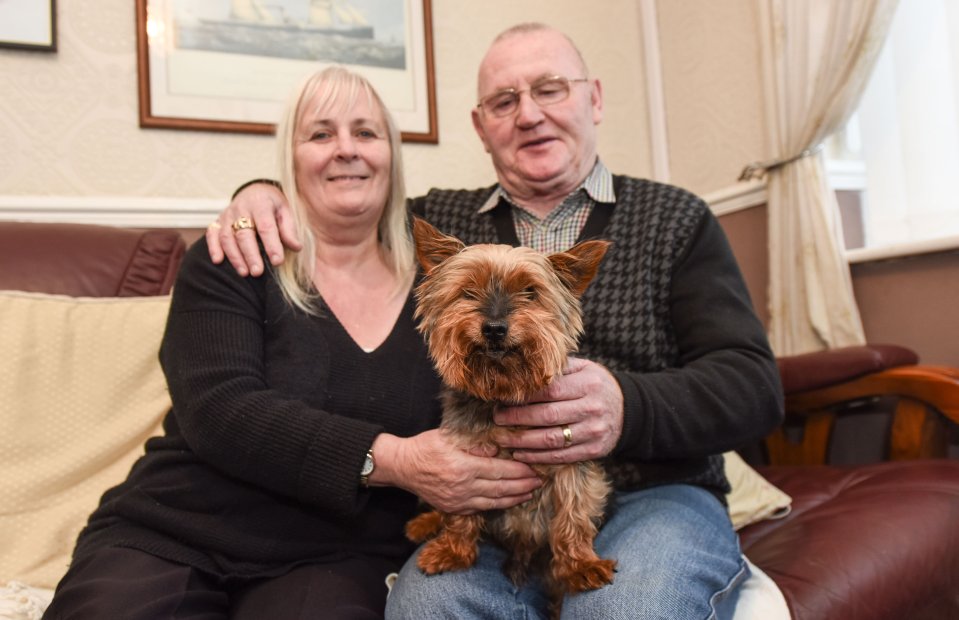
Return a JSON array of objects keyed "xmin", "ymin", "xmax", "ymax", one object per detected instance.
[{"xmin": 740, "ymin": 460, "xmax": 959, "ymax": 620}]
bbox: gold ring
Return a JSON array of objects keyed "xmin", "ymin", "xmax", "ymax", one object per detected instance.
[
  {"xmin": 562, "ymin": 425, "xmax": 573, "ymax": 448},
  {"xmin": 208, "ymin": 221, "xmax": 221, "ymax": 230},
  {"xmin": 232, "ymin": 217, "xmax": 255, "ymax": 232}
]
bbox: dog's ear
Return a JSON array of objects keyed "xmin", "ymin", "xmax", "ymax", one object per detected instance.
[
  {"xmin": 412, "ymin": 217, "xmax": 465, "ymax": 273},
  {"xmin": 548, "ymin": 240, "xmax": 611, "ymax": 297}
]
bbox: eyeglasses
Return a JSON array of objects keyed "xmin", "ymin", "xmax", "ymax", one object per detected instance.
[{"xmin": 476, "ymin": 76, "xmax": 589, "ymax": 118}]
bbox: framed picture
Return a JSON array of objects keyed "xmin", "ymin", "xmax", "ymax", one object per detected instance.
[
  {"xmin": 135, "ymin": 0, "xmax": 437, "ymax": 143},
  {"xmin": 0, "ymin": 0, "xmax": 56, "ymax": 51}
]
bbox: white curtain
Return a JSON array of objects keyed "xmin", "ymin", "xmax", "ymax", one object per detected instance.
[{"xmin": 750, "ymin": 0, "xmax": 899, "ymax": 355}]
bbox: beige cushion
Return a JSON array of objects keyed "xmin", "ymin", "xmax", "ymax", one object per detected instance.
[
  {"xmin": 724, "ymin": 451, "xmax": 792, "ymax": 530},
  {"xmin": 0, "ymin": 292, "xmax": 171, "ymax": 589}
]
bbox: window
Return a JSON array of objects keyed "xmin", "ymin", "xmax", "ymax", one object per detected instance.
[{"xmin": 826, "ymin": 0, "xmax": 959, "ymax": 252}]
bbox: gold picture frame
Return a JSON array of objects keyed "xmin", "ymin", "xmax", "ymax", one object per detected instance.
[{"xmin": 135, "ymin": 0, "xmax": 437, "ymax": 143}]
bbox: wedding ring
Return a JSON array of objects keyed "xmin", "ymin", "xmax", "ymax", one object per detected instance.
[
  {"xmin": 562, "ymin": 425, "xmax": 573, "ymax": 448},
  {"xmin": 232, "ymin": 217, "xmax": 255, "ymax": 232}
]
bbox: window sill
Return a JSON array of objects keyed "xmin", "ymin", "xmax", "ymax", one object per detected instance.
[
  {"xmin": 846, "ymin": 235, "xmax": 959, "ymax": 264},
  {"xmin": 705, "ymin": 182, "xmax": 959, "ymax": 265}
]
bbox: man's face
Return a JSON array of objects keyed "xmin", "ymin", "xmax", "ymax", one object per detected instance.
[{"xmin": 472, "ymin": 29, "xmax": 603, "ymax": 202}]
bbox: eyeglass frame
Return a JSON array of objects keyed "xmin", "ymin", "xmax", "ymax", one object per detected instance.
[{"xmin": 475, "ymin": 75, "xmax": 591, "ymax": 118}]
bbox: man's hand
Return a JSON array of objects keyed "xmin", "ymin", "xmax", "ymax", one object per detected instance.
[
  {"xmin": 373, "ymin": 430, "xmax": 542, "ymax": 514},
  {"xmin": 491, "ymin": 357, "xmax": 624, "ymax": 464},
  {"xmin": 206, "ymin": 182, "xmax": 301, "ymax": 276}
]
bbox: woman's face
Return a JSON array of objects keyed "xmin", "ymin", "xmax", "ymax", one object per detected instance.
[{"xmin": 293, "ymin": 89, "xmax": 392, "ymax": 229}]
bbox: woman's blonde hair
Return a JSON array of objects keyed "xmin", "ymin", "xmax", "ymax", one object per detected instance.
[{"xmin": 273, "ymin": 65, "xmax": 413, "ymax": 315}]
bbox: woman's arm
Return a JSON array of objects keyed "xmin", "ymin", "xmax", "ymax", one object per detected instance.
[{"xmin": 160, "ymin": 239, "xmax": 382, "ymax": 513}]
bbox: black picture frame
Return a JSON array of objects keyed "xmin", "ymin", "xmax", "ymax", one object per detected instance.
[{"xmin": 0, "ymin": 0, "xmax": 56, "ymax": 52}]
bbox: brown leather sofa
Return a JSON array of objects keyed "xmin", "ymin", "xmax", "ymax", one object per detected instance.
[{"xmin": 2, "ymin": 220, "xmax": 958, "ymax": 619}]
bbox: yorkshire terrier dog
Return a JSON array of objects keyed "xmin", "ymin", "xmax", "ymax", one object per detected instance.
[{"xmin": 406, "ymin": 218, "xmax": 614, "ymax": 615}]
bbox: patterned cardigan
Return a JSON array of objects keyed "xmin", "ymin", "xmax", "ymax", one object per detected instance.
[{"xmin": 411, "ymin": 175, "xmax": 784, "ymax": 499}]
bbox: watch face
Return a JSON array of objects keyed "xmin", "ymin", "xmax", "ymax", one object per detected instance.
[{"xmin": 361, "ymin": 453, "xmax": 374, "ymax": 476}]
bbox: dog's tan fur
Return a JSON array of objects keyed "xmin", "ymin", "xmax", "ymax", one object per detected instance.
[{"xmin": 406, "ymin": 218, "xmax": 614, "ymax": 615}]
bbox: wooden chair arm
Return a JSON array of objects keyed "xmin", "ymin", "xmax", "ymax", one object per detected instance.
[
  {"xmin": 785, "ymin": 365, "xmax": 959, "ymax": 424},
  {"xmin": 766, "ymin": 365, "xmax": 959, "ymax": 466}
]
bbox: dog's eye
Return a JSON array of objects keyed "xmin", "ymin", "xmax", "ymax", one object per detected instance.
[
  {"xmin": 522, "ymin": 286, "xmax": 537, "ymax": 301},
  {"xmin": 462, "ymin": 289, "xmax": 478, "ymax": 301}
]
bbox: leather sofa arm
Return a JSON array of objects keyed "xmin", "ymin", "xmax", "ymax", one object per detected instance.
[{"xmin": 786, "ymin": 364, "xmax": 959, "ymax": 424}]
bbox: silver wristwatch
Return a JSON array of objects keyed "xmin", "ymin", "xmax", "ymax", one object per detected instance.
[{"xmin": 359, "ymin": 449, "xmax": 375, "ymax": 487}]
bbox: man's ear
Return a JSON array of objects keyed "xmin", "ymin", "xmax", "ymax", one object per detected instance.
[
  {"xmin": 548, "ymin": 239, "xmax": 611, "ymax": 297},
  {"xmin": 471, "ymin": 108, "xmax": 492, "ymax": 153},
  {"xmin": 591, "ymin": 78, "xmax": 604, "ymax": 125},
  {"xmin": 412, "ymin": 217, "xmax": 465, "ymax": 273}
]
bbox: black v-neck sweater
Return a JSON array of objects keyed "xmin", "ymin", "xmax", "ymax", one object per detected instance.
[{"xmin": 73, "ymin": 239, "xmax": 443, "ymax": 579}]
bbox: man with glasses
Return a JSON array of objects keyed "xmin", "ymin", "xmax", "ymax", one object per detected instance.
[{"xmin": 210, "ymin": 22, "xmax": 782, "ymax": 619}]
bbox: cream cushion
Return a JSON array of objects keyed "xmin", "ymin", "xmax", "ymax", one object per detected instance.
[
  {"xmin": 0, "ymin": 292, "xmax": 171, "ymax": 590},
  {"xmin": 724, "ymin": 451, "xmax": 792, "ymax": 530}
]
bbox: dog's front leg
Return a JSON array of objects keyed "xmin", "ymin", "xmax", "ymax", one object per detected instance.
[
  {"xmin": 405, "ymin": 509, "xmax": 445, "ymax": 542},
  {"xmin": 546, "ymin": 463, "xmax": 616, "ymax": 593},
  {"xmin": 416, "ymin": 513, "xmax": 485, "ymax": 574}
]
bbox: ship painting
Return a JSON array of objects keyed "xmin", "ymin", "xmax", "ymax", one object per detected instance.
[{"xmin": 174, "ymin": 0, "xmax": 406, "ymax": 70}]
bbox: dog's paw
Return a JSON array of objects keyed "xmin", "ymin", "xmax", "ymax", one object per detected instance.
[
  {"xmin": 553, "ymin": 557, "xmax": 617, "ymax": 592},
  {"xmin": 405, "ymin": 511, "xmax": 444, "ymax": 542},
  {"xmin": 416, "ymin": 539, "xmax": 477, "ymax": 574}
]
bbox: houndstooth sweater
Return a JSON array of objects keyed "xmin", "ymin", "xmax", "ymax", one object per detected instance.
[{"xmin": 412, "ymin": 175, "xmax": 784, "ymax": 500}]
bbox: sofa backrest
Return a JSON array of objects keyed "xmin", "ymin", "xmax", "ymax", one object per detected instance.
[{"xmin": 0, "ymin": 221, "xmax": 186, "ymax": 297}]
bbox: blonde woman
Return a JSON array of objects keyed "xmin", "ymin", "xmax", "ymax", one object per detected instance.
[{"xmin": 43, "ymin": 67, "xmax": 539, "ymax": 620}]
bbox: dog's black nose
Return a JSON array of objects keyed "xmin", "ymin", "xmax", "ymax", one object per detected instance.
[{"xmin": 482, "ymin": 320, "xmax": 508, "ymax": 345}]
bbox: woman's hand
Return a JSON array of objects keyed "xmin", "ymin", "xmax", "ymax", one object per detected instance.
[
  {"xmin": 371, "ymin": 430, "xmax": 542, "ymax": 514},
  {"xmin": 206, "ymin": 182, "xmax": 301, "ymax": 276},
  {"xmin": 491, "ymin": 357, "xmax": 624, "ymax": 464}
]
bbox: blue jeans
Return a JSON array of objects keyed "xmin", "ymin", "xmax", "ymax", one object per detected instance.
[{"xmin": 385, "ymin": 485, "xmax": 748, "ymax": 620}]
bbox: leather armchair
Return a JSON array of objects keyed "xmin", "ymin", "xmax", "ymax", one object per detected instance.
[{"xmin": 740, "ymin": 345, "xmax": 959, "ymax": 619}]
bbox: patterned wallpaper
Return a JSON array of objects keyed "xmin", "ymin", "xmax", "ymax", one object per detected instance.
[
  {"xmin": 0, "ymin": 0, "xmax": 663, "ymax": 223},
  {"xmin": 0, "ymin": 0, "xmax": 271, "ymax": 200}
]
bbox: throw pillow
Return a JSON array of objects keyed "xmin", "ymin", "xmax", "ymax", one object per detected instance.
[
  {"xmin": 724, "ymin": 451, "xmax": 792, "ymax": 530},
  {"xmin": 0, "ymin": 292, "xmax": 171, "ymax": 589}
]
